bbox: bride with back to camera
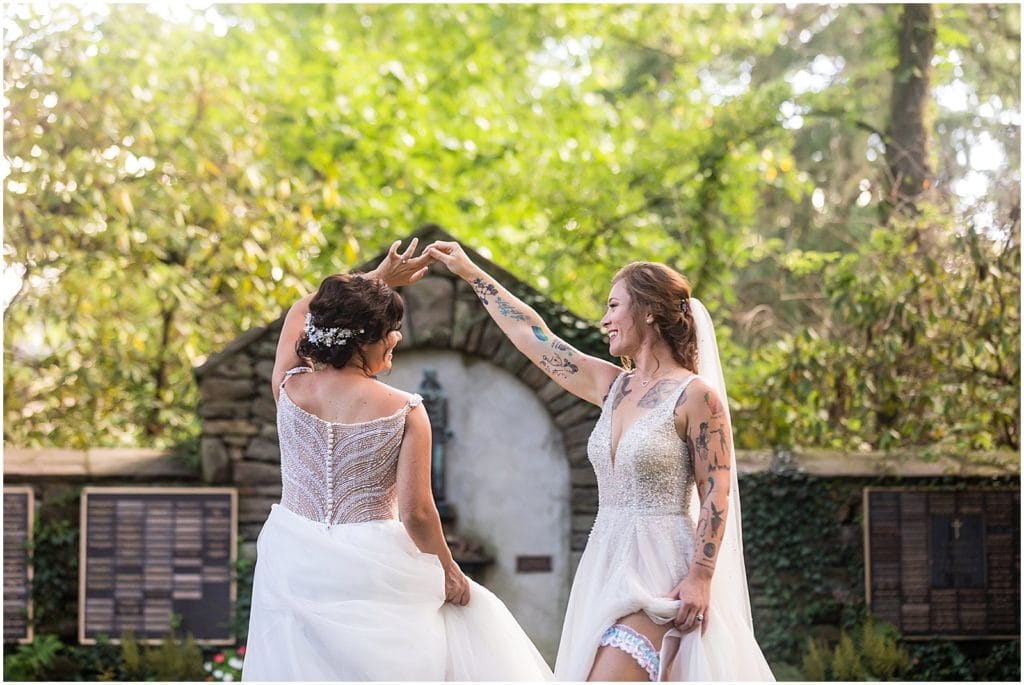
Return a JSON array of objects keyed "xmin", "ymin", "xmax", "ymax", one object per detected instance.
[
  {"xmin": 427, "ymin": 239, "xmax": 775, "ymax": 682},
  {"xmin": 241, "ymin": 239, "xmax": 553, "ymax": 681}
]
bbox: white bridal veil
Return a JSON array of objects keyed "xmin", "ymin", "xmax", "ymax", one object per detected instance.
[
  {"xmin": 688, "ymin": 297, "xmax": 754, "ymax": 628},
  {"xmin": 639, "ymin": 298, "xmax": 773, "ymax": 679}
]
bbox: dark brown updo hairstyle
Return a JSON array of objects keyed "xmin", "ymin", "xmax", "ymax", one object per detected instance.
[
  {"xmin": 612, "ymin": 262, "xmax": 698, "ymax": 373},
  {"xmin": 296, "ymin": 274, "xmax": 405, "ymax": 371}
]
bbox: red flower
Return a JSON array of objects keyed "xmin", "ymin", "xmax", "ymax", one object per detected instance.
[
  {"xmin": 238, "ymin": 645, "xmax": 246, "ymax": 656},
  {"xmin": 214, "ymin": 654, "xmax": 225, "ymax": 663}
]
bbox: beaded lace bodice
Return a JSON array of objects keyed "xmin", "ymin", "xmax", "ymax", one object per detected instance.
[
  {"xmin": 587, "ymin": 373, "xmax": 697, "ymax": 515},
  {"xmin": 277, "ymin": 367, "xmax": 422, "ymax": 525}
]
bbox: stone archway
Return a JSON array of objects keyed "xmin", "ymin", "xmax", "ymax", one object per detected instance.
[{"xmin": 397, "ymin": 257, "xmax": 602, "ymax": 571}]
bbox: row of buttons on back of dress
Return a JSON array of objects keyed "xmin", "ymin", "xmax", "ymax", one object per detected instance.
[{"xmin": 325, "ymin": 423, "xmax": 335, "ymax": 524}]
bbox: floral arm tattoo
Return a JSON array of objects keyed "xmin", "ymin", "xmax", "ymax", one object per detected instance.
[
  {"xmin": 495, "ymin": 295, "xmax": 528, "ymax": 321},
  {"xmin": 471, "ymin": 277, "xmax": 528, "ymax": 320},
  {"xmin": 676, "ymin": 383, "xmax": 732, "ymax": 574},
  {"xmin": 470, "ymin": 278, "xmax": 499, "ymax": 305}
]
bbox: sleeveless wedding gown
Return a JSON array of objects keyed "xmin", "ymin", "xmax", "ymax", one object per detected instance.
[
  {"xmin": 241, "ymin": 367, "xmax": 554, "ymax": 681},
  {"xmin": 554, "ymin": 372, "xmax": 775, "ymax": 680}
]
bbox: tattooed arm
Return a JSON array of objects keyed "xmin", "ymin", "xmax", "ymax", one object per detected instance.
[
  {"xmin": 425, "ymin": 240, "xmax": 620, "ymax": 406},
  {"xmin": 666, "ymin": 377, "xmax": 732, "ymax": 635}
]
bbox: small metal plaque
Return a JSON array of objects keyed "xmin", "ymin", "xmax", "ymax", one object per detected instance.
[
  {"xmin": 516, "ymin": 555, "xmax": 553, "ymax": 573},
  {"xmin": 864, "ymin": 487, "xmax": 1019, "ymax": 639},
  {"xmin": 79, "ymin": 487, "xmax": 237, "ymax": 645},
  {"xmin": 3, "ymin": 487, "xmax": 34, "ymax": 643}
]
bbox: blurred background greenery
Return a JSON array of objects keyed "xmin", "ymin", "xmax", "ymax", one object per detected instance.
[{"xmin": 3, "ymin": 2, "xmax": 1019, "ymax": 454}]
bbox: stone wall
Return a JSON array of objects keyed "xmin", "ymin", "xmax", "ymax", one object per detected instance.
[{"xmin": 195, "ymin": 324, "xmax": 284, "ymax": 554}]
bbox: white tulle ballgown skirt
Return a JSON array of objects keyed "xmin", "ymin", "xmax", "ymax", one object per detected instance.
[
  {"xmin": 241, "ymin": 504, "xmax": 554, "ymax": 681},
  {"xmin": 554, "ymin": 508, "xmax": 775, "ymax": 681}
]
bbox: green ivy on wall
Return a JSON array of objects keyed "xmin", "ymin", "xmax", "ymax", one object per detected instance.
[
  {"xmin": 742, "ymin": 470, "xmax": 866, "ymax": 665},
  {"xmin": 29, "ymin": 487, "xmax": 82, "ymax": 637}
]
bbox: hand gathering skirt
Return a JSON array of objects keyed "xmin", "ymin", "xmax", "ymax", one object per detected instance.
[{"xmin": 554, "ymin": 509, "xmax": 775, "ymax": 681}]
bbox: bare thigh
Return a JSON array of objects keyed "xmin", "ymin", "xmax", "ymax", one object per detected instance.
[{"xmin": 587, "ymin": 611, "xmax": 673, "ymax": 682}]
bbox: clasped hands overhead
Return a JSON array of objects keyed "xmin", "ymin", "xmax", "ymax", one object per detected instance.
[{"xmin": 373, "ymin": 238, "xmax": 477, "ymax": 287}]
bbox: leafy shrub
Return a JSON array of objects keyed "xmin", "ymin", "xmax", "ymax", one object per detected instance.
[{"xmin": 801, "ymin": 617, "xmax": 910, "ymax": 680}]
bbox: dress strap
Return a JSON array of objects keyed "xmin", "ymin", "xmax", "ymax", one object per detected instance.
[
  {"xmin": 280, "ymin": 366, "xmax": 313, "ymax": 389},
  {"xmin": 664, "ymin": 374, "xmax": 701, "ymax": 419},
  {"xmin": 403, "ymin": 393, "xmax": 423, "ymax": 414},
  {"xmin": 676, "ymin": 373, "xmax": 700, "ymax": 400}
]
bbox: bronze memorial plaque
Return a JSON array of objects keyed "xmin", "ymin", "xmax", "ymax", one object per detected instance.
[
  {"xmin": 3, "ymin": 486, "xmax": 34, "ymax": 644},
  {"xmin": 79, "ymin": 487, "xmax": 237, "ymax": 644},
  {"xmin": 864, "ymin": 487, "xmax": 1020, "ymax": 639}
]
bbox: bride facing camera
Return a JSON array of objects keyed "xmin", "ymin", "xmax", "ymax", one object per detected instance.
[{"xmin": 427, "ymin": 239, "xmax": 775, "ymax": 682}]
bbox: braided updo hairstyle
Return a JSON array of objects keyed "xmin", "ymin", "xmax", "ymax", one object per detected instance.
[
  {"xmin": 612, "ymin": 261, "xmax": 698, "ymax": 373},
  {"xmin": 296, "ymin": 274, "xmax": 405, "ymax": 371}
]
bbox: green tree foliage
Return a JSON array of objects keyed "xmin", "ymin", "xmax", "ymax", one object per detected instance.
[{"xmin": 3, "ymin": 4, "xmax": 1019, "ymax": 451}]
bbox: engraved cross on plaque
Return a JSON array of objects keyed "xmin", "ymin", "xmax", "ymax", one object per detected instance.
[{"xmin": 951, "ymin": 517, "xmax": 963, "ymax": 540}]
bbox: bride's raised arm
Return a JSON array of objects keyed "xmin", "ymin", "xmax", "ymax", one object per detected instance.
[{"xmin": 426, "ymin": 240, "xmax": 620, "ymax": 407}]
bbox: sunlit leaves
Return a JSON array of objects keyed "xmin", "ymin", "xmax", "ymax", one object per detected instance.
[{"xmin": 2, "ymin": 3, "xmax": 1019, "ymax": 452}]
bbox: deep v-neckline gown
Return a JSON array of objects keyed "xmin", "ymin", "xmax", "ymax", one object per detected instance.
[
  {"xmin": 553, "ymin": 372, "xmax": 774, "ymax": 680},
  {"xmin": 241, "ymin": 367, "xmax": 554, "ymax": 681}
]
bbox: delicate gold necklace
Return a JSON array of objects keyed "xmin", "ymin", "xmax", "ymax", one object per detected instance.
[{"xmin": 632, "ymin": 369, "xmax": 663, "ymax": 387}]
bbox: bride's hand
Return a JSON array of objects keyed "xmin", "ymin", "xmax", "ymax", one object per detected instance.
[
  {"xmin": 372, "ymin": 238, "xmax": 433, "ymax": 287},
  {"xmin": 443, "ymin": 561, "xmax": 471, "ymax": 606},
  {"xmin": 667, "ymin": 573, "xmax": 710, "ymax": 635},
  {"xmin": 424, "ymin": 240, "xmax": 478, "ymax": 280}
]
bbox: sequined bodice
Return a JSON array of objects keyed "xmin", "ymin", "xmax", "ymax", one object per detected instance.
[
  {"xmin": 588, "ymin": 373, "xmax": 697, "ymax": 514},
  {"xmin": 277, "ymin": 367, "xmax": 422, "ymax": 526}
]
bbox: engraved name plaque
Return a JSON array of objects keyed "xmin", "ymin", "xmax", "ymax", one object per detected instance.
[
  {"xmin": 864, "ymin": 487, "xmax": 1019, "ymax": 639},
  {"xmin": 79, "ymin": 487, "xmax": 237, "ymax": 644}
]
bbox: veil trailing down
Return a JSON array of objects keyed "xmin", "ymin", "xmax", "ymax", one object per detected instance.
[{"xmin": 655, "ymin": 298, "xmax": 773, "ymax": 679}]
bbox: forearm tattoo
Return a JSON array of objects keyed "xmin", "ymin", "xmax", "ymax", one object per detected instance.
[
  {"xmin": 539, "ymin": 339, "xmax": 579, "ymax": 378},
  {"xmin": 695, "ymin": 475, "xmax": 715, "ymax": 539},
  {"xmin": 471, "ymin": 278, "xmax": 498, "ymax": 305},
  {"xmin": 495, "ymin": 295, "xmax": 528, "ymax": 321},
  {"xmin": 531, "ymin": 326, "xmax": 549, "ymax": 342},
  {"xmin": 472, "ymin": 276, "xmax": 529, "ymax": 321},
  {"xmin": 709, "ymin": 501, "xmax": 724, "ymax": 537},
  {"xmin": 695, "ymin": 476, "xmax": 727, "ymax": 572},
  {"xmin": 638, "ymin": 379, "xmax": 682, "ymax": 408}
]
